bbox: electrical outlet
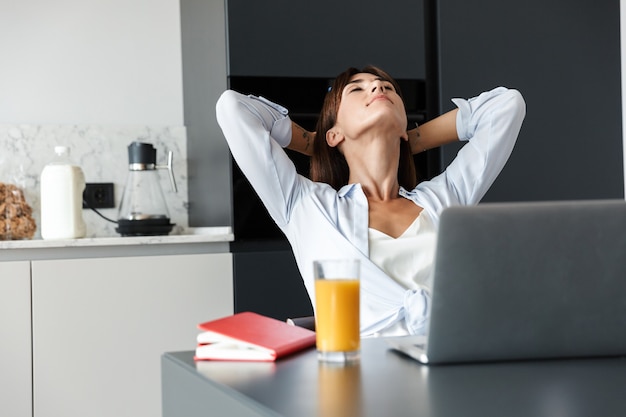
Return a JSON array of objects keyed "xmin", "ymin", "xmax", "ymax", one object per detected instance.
[{"xmin": 83, "ymin": 183, "xmax": 115, "ymax": 209}]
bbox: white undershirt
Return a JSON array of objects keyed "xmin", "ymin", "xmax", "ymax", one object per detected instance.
[
  {"xmin": 368, "ymin": 211, "xmax": 437, "ymax": 291},
  {"xmin": 367, "ymin": 211, "xmax": 437, "ymax": 336}
]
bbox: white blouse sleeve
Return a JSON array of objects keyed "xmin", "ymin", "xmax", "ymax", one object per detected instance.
[
  {"xmin": 215, "ymin": 90, "xmax": 300, "ymax": 227},
  {"xmin": 418, "ymin": 87, "xmax": 526, "ymax": 216}
]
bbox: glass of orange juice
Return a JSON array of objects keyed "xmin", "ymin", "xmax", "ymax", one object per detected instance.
[{"xmin": 313, "ymin": 259, "xmax": 360, "ymax": 363}]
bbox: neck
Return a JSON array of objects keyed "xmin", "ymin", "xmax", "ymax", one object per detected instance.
[{"xmin": 344, "ymin": 135, "xmax": 401, "ymax": 201}]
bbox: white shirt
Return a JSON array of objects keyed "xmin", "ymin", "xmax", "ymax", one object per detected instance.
[{"xmin": 216, "ymin": 86, "xmax": 526, "ymax": 337}]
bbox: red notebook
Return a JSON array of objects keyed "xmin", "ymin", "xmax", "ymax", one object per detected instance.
[{"xmin": 195, "ymin": 312, "xmax": 316, "ymax": 362}]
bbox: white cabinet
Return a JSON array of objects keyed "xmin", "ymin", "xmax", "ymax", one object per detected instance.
[
  {"xmin": 0, "ymin": 261, "xmax": 32, "ymax": 417},
  {"xmin": 31, "ymin": 253, "xmax": 233, "ymax": 417}
]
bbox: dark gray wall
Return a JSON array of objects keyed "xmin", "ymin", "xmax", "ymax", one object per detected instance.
[
  {"xmin": 227, "ymin": 0, "xmax": 426, "ymax": 79},
  {"xmin": 180, "ymin": 0, "xmax": 232, "ymax": 227},
  {"xmin": 180, "ymin": 0, "xmax": 624, "ymax": 319},
  {"xmin": 436, "ymin": 0, "xmax": 623, "ymax": 202},
  {"xmin": 181, "ymin": 0, "xmax": 427, "ymax": 227}
]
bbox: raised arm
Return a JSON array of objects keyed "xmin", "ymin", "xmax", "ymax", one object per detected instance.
[
  {"xmin": 406, "ymin": 109, "xmax": 460, "ymax": 154},
  {"xmin": 416, "ymin": 87, "xmax": 526, "ymax": 215},
  {"xmin": 216, "ymin": 90, "xmax": 302, "ymax": 227}
]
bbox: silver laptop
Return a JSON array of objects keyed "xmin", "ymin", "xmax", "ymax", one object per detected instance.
[{"xmin": 387, "ymin": 199, "xmax": 626, "ymax": 364}]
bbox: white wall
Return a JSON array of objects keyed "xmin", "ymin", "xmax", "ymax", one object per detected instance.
[{"xmin": 0, "ymin": 0, "xmax": 183, "ymax": 125}]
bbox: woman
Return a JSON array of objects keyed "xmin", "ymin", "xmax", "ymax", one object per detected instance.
[{"xmin": 216, "ymin": 66, "xmax": 526, "ymax": 337}]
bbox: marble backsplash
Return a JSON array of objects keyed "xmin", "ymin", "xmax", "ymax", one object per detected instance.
[{"xmin": 0, "ymin": 124, "xmax": 189, "ymax": 238}]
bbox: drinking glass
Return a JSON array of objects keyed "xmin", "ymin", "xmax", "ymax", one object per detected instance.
[{"xmin": 313, "ymin": 259, "xmax": 360, "ymax": 363}]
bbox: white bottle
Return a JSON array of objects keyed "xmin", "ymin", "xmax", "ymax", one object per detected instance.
[{"xmin": 40, "ymin": 146, "xmax": 87, "ymax": 239}]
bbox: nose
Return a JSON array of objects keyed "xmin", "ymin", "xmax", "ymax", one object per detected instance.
[{"xmin": 371, "ymin": 80, "xmax": 386, "ymax": 93}]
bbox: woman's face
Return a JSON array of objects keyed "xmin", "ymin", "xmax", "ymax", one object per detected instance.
[{"xmin": 331, "ymin": 72, "xmax": 408, "ymax": 144}]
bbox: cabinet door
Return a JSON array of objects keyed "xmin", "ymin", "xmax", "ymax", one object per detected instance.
[
  {"xmin": 0, "ymin": 261, "xmax": 32, "ymax": 417},
  {"xmin": 436, "ymin": 0, "xmax": 622, "ymax": 201},
  {"xmin": 31, "ymin": 253, "xmax": 233, "ymax": 417},
  {"xmin": 226, "ymin": 0, "xmax": 425, "ymax": 78}
]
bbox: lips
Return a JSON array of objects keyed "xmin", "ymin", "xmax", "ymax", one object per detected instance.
[{"xmin": 368, "ymin": 94, "xmax": 392, "ymax": 105}]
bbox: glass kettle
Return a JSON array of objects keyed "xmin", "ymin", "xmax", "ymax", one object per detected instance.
[{"xmin": 116, "ymin": 141, "xmax": 177, "ymax": 236}]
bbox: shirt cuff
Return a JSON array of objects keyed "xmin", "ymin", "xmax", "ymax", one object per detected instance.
[
  {"xmin": 271, "ymin": 117, "xmax": 292, "ymax": 148},
  {"xmin": 452, "ymin": 97, "xmax": 471, "ymax": 142},
  {"xmin": 246, "ymin": 95, "xmax": 292, "ymax": 147}
]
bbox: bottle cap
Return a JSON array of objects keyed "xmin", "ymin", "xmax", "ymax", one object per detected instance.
[{"xmin": 54, "ymin": 145, "xmax": 69, "ymax": 156}]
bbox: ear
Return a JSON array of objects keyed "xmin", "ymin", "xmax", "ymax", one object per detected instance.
[
  {"xmin": 401, "ymin": 131, "xmax": 409, "ymax": 141},
  {"xmin": 326, "ymin": 129, "xmax": 345, "ymax": 148}
]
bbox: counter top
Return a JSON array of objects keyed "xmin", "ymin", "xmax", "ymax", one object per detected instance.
[
  {"xmin": 0, "ymin": 227, "xmax": 233, "ymax": 250},
  {"xmin": 0, "ymin": 227, "xmax": 234, "ymax": 261}
]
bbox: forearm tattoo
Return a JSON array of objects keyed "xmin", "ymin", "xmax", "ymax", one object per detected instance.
[
  {"xmin": 413, "ymin": 123, "xmax": 425, "ymax": 152},
  {"xmin": 296, "ymin": 125, "xmax": 312, "ymax": 151}
]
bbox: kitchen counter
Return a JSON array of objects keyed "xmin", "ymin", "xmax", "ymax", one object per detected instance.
[{"xmin": 0, "ymin": 227, "xmax": 234, "ymax": 261}]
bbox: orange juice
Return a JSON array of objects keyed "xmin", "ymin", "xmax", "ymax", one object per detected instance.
[{"xmin": 315, "ymin": 278, "xmax": 360, "ymax": 352}]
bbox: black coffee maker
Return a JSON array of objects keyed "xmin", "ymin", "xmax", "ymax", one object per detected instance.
[{"xmin": 116, "ymin": 142, "xmax": 177, "ymax": 236}]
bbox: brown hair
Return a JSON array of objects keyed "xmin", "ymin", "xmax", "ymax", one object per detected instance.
[{"xmin": 310, "ymin": 66, "xmax": 417, "ymax": 191}]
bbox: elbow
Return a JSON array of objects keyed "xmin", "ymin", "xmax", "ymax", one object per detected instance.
[
  {"xmin": 504, "ymin": 88, "xmax": 527, "ymax": 121},
  {"xmin": 215, "ymin": 89, "xmax": 241, "ymax": 125}
]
